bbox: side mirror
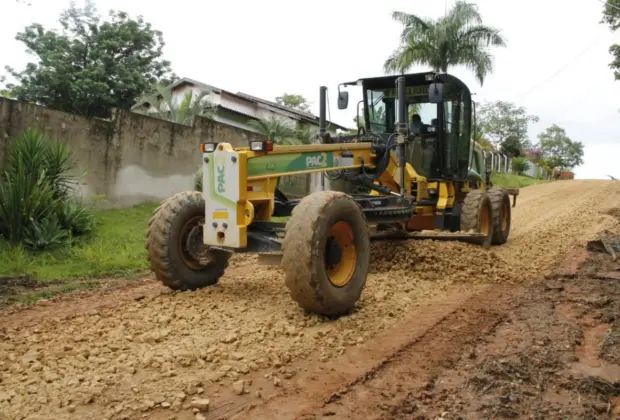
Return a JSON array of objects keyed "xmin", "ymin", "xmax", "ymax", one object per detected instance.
[
  {"xmin": 337, "ymin": 90, "xmax": 349, "ymax": 110},
  {"xmin": 429, "ymin": 82, "xmax": 444, "ymax": 103}
]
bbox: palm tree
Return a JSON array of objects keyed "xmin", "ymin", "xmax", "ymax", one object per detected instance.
[
  {"xmin": 133, "ymin": 84, "xmax": 214, "ymax": 126},
  {"xmin": 246, "ymin": 118, "xmax": 321, "ymax": 194},
  {"xmin": 293, "ymin": 127, "xmax": 318, "ymax": 145},
  {"xmin": 384, "ymin": 1, "xmax": 506, "ymax": 85},
  {"xmin": 246, "ymin": 117, "xmax": 300, "ymax": 145}
]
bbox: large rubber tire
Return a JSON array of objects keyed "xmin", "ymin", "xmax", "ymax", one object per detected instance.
[
  {"xmin": 460, "ymin": 189, "xmax": 494, "ymax": 248},
  {"xmin": 282, "ymin": 191, "xmax": 370, "ymax": 316},
  {"xmin": 487, "ymin": 187, "xmax": 511, "ymax": 245},
  {"xmin": 146, "ymin": 191, "xmax": 230, "ymax": 290}
]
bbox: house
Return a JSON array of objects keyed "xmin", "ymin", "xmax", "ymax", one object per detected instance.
[{"xmin": 131, "ymin": 77, "xmax": 350, "ymax": 136}]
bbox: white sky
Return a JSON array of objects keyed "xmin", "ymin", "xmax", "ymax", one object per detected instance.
[{"xmin": 2, "ymin": 0, "xmax": 620, "ymax": 179}]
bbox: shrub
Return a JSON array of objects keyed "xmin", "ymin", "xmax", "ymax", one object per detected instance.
[
  {"xmin": 511, "ymin": 156, "xmax": 531, "ymax": 175},
  {"xmin": 195, "ymin": 170, "xmax": 203, "ymax": 192},
  {"xmin": 0, "ymin": 128, "xmax": 95, "ymax": 250}
]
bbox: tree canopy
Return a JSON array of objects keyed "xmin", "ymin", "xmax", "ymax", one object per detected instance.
[
  {"xmin": 477, "ymin": 100, "xmax": 539, "ymax": 157},
  {"xmin": 3, "ymin": 0, "xmax": 174, "ymax": 118},
  {"xmin": 601, "ymin": 0, "xmax": 620, "ymax": 80},
  {"xmin": 275, "ymin": 93, "xmax": 311, "ymax": 112},
  {"xmin": 537, "ymin": 125, "xmax": 584, "ymax": 170},
  {"xmin": 384, "ymin": 1, "xmax": 506, "ymax": 85}
]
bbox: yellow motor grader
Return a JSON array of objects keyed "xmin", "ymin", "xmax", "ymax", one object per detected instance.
[{"xmin": 146, "ymin": 72, "xmax": 517, "ymax": 316}]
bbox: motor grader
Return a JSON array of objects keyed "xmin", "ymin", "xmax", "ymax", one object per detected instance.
[{"xmin": 146, "ymin": 72, "xmax": 517, "ymax": 316}]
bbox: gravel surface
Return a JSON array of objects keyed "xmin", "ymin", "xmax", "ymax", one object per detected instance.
[{"xmin": 0, "ymin": 180, "xmax": 619, "ymax": 420}]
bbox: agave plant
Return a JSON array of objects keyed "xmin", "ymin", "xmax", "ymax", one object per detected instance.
[
  {"xmin": 4, "ymin": 128, "xmax": 80, "ymax": 199},
  {"xmin": 0, "ymin": 158, "xmax": 57, "ymax": 244},
  {"xmin": 0, "ymin": 128, "xmax": 95, "ymax": 249}
]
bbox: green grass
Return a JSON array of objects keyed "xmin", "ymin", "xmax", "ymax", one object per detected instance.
[
  {"xmin": 0, "ymin": 202, "xmax": 157, "ymax": 283},
  {"xmin": 491, "ymin": 172, "xmax": 548, "ymax": 189}
]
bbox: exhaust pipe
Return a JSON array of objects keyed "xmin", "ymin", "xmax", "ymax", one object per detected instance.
[
  {"xmin": 396, "ymin": 76, "xmax": 407, "ymax": 197},
  {"xmin": 319, "ymin": 86, "xmax": 327, "ymax": 142}
]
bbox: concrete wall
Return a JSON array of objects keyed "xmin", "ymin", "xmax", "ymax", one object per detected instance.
[{"xmin": 0, "ymin": 98, "xmax": 265, "ymax": 207}]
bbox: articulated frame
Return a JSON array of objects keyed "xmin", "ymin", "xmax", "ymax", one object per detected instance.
[{"xmin": 200, "ymin": 141, "xmax": 486, "ymax": 256}]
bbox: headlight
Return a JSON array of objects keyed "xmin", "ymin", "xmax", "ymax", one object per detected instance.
[
  {"xmin": 250, "ymin": 140, "xmax": 273, "ymax": 152},
  {"xmin": 201, "ymin": 142, "xmax": 216, "ymax": 153}
]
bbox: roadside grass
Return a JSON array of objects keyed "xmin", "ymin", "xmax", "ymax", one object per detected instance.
[
  {"xmin": 0, "ymin": 203, "xmax": 157, "ymax": 305},
  {"xmin": 491, "ymin": 172, "xmax": 548, "ymax": 189}
]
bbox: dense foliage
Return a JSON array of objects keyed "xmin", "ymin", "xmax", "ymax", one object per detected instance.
[
  {"xmin": 477, "ymin": 101, "xmax": 539, "ymax": 157},
  {"xmin": 275, "ymin": 94, "xmax": 311, "ymax": 112},
  {"xmin": 601, "ymin": 0, "xmax": 620, "ymax": 80},
  {"xmin": 537, "ymin": 125, "xmax": 585, "ymax": 170},
  {"xmin": 0, "ymin": 129, "xmax": 95, "ymax": 250},
  {"xmin": 3, "ymin": 0, "xmax": 174, "ymax": 118}
]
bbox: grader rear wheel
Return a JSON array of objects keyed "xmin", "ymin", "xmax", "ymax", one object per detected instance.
[
  {"xmin": 282, "ymin": 191, "xmax": 370, "ymax": 316},
  {"xmin": 460, "ymin": 189, "xmax": 494, "ymax": 248},
  {"xmin": 488, "ymin": 187, "xmax": 511, "ymax": 245},
  {"xmin": 146, "ymin": 191, "xmax": 230, "ymax": 290}
]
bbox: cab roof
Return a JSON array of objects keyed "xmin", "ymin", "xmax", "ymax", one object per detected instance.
[{"xmin": 342, "ymin": 72, "xmax": 470, "ymax": 94}]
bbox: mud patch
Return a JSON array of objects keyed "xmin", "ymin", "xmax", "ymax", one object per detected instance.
[
  {"xmin": 0, "ymin": 274, "xmax": 42, "ymax": 305},
  {"xmin": 379, "ymin": 243, "xmax": 620, "ymax": 419},
  {"xmin": 607, "ymin": 207, "xmax": 620, "ymax": 222}
]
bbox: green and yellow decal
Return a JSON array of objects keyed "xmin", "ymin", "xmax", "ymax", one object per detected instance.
[{"xmin": 247, "ymin": 152, "xmax": 334, "ymax": 177}]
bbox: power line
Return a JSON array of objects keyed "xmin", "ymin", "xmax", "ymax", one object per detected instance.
[
  {"xmin": 514, "ymin": 0, "xmax": 618, "ymax": 101},
  {"xmin": 516, "ymin": 35, "xmax": 603, "ymax": 101}
]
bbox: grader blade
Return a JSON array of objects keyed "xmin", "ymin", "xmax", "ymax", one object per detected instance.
[
  {"xmin": 506, "ymin": 188, "xmax": 519, "ymax": 207},
  {"xmin": 257, "ymin": 252, "xmax": 283, "ymax": 266},
  {"xmin": 370, "ymin": 230, "xmax": 491, "ymax": 248}
]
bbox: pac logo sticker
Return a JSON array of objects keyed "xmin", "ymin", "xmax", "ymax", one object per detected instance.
[{"xmin": 305, "ymin": 153, "xmax": 328, "ymax": 168}]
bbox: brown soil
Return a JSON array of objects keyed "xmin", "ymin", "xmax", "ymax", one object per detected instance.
[{"xmin": 0, "ymin": 180, "xmax": 620, "ymax": 420}]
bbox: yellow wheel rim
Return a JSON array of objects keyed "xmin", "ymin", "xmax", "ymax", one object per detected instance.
[
  {"xmin": 501, "ymin": 200, "xmax": 509, "ymax": 231},
  {"xmin": 326, "ymin": 221, "xmax": 357, "ymax": 287},
  {"xmin": 479, "ymin": 204, "xmax": 489, "ymax": 235}
]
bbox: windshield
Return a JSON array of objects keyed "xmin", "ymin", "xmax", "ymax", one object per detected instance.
[
  {"xmin": 367, "ymin": 87, "xmax": 438, "ymax": 134},
  {"xmin": 368, "ymin": 90, "xmax": 387, "ymax": 132},
  {"xmin": 364, "ymin": 83, "xmax": 470, "ymax": 179}
]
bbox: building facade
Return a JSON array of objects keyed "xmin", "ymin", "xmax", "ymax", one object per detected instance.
[{"xmin": 132, "ymin": 78, "xmax": 349, "ymax": 137}]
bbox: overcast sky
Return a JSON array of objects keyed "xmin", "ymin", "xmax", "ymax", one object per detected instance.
[{"xmin": 2, "ymin": 0, "xmax": 620, "ymax": 179}]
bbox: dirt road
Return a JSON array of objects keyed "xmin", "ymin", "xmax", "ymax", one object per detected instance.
[{"xmin": 1, "ymin": 180, "xmax": 619, "ymax": 420}]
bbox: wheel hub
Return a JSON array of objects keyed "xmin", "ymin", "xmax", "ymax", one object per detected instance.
[
  {"xmin": 181, "ymin": 221, "xmax": 213, "ymax": 268},
  {"xmin": 186, "ymin": 225, "xmax": 206, "ymax": 260},
  {"xmin": 325, "ymin": 237, "xmax": 343, "ymax": 269}
]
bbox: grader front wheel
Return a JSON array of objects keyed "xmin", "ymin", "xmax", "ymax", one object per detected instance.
[
  {"xmin": 282, "ymin": 191, "xmax": 370, "ymax": 316},
  {"xmin": 460, "ymin": 189, "xmax": 494, "ymax": 248},
  {"xmin": 146, "ymin": 191, "xmax": 230, "ymax": 290},
  {"xmin": 488, "ymin": 187, "xmax": 511, "ymax": 245}
]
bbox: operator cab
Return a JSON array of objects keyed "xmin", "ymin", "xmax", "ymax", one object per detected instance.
[{"xmin": 339, "ymin": 72, "xmax": 473, "ymax": 181}]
